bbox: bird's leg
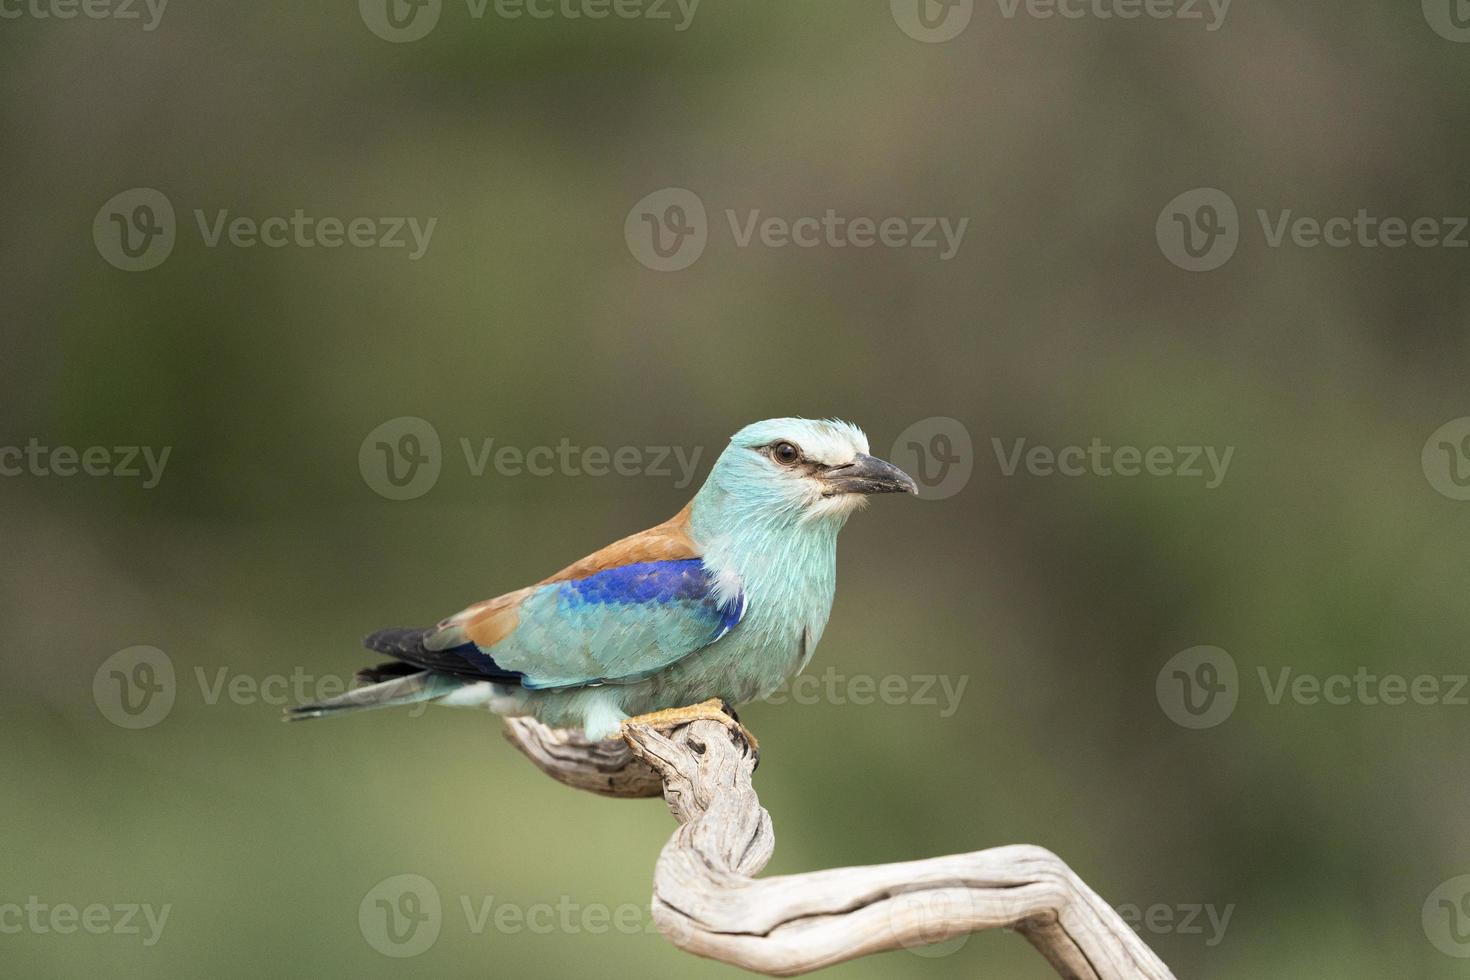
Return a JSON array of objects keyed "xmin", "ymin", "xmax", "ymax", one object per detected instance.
[{"xmin": 621, "ymin": 698, "xmax": 760, "ymax": 762}]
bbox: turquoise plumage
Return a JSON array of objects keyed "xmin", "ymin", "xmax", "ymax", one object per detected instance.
[
  {"xmin": 465, "ymin": 561, "xmax": 743, "ymax": 690},
  {"xmin": 288, "ymin": 418, "xmax": 916, "ymax": 738}
]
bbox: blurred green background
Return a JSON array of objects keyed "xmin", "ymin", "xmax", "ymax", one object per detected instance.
[{"xmin": 5, "ymin": 2, "xmax": 1470, "ymax": 977}]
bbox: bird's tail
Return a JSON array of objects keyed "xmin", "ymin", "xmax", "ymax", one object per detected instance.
[{"xmin": 283, "ymin": 665, "xmax": 462, "ymax": 721}]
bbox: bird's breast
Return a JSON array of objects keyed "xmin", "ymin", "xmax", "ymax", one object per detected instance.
[{"xmin": 689, "ymin": 520, "xmax": 843, "ymax": 702}]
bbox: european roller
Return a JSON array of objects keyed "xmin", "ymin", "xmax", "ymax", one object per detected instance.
[{"xmin": 288, "ymin": 418, "xmax": 916, "ymax": 740}]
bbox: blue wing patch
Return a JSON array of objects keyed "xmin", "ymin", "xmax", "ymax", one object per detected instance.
[
  {"xmin": 560, "ymin": 559, "xmax": 713, "ymax": 605},
  {"xmin": 485, "ymin": 559, "xmax": 745, "ymax": 691}
]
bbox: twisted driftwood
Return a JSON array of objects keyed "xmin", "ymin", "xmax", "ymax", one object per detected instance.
[{"xmin": 503, "ymin": 716, "xmax": 1175, "ymax": 979}]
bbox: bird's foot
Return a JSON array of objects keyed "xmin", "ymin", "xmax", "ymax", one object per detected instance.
[{"xmin": 620, "ymin": 698, "xmax": 759, "ymax": 766}]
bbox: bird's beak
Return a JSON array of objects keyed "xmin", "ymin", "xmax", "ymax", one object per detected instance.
[{"xmin": 821, "ymin": 453, "xmax": 919, "ymax": 496}]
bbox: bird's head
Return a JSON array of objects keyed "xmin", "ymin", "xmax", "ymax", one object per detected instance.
[{"xmin": 697, "ymin": 418, "xmax": 917, "ymax": 526}]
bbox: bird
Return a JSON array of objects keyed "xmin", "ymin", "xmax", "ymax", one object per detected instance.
[{"xmin": 287, "ymin": 418, "xmax": 917, "ymax": 742}]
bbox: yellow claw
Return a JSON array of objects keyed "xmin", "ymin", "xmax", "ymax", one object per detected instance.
[{"xmin": 621, "ymin": 698, "xmax": 760, "ymax": 761}]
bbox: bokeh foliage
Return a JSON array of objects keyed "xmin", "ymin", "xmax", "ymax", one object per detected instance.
[{"xmin": 4, "ymin": 2, "xmax": 1470, "ymax": 977}]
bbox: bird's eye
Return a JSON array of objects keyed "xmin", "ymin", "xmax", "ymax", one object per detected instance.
[{"xmin": 772, "ymin": 442, "xmax": 801, "ymax": 466}]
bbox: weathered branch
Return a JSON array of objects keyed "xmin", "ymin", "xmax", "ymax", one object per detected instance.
[
  {"xmin": 503, "ymin": 716, "xmax": 665, "ymax": 798},
  {"xmin": 503, "ymin": 717, "xmax": 1174, "ymax": 979}
]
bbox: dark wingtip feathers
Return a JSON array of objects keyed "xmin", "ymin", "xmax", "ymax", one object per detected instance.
[{"xmin": 362, "ymin": 626, "xmax": 438, "ymax": 656}]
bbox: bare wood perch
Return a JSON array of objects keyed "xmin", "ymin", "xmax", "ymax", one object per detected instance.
[{"xmin": 504, "ymin": 716, "xmax": 1175, "ymax": 979}]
